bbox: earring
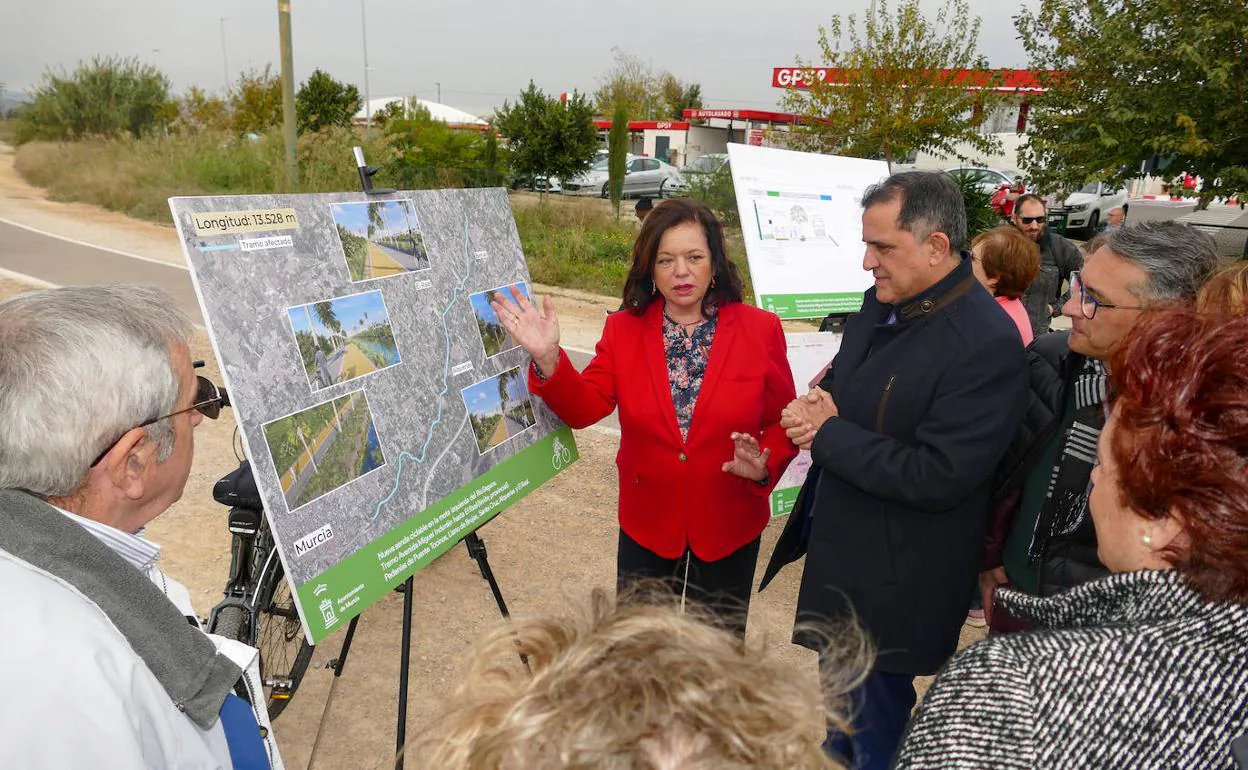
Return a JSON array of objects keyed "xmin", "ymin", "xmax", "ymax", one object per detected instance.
[
  {"xmin": 1142, "ymin": 532, "xmax": 1153, "ymax": 547},
  {"xmin": 651, "ymin": 281, "xmax": 658, "ymax": 296},
  {"xmin": 711, "ymin": 276, "xmax": 717, "ymax": 289}
]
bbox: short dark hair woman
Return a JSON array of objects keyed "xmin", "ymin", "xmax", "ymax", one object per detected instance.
[
  {"xmin": 492, "ymin": 198, "xmax": 797, "ymax": 635},
  {"xmin": 897, "ymin": 308, "xmax": 1248, "ymax": 768}
]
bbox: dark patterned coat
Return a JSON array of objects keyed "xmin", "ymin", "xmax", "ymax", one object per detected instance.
[{"xmin": 897, "ymin": 570, "xmax": 1248, "ymax": 769}]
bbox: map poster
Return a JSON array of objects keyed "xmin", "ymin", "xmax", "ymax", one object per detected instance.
[
  {"xmin": 770, "ymin": 332, "xmax": 843, "ymax": 517},
  {"xmin": 726, "ymin": 143, "xmax": 890, "ymax": 320},
  {"xmin": 170, "ymin": 189, "xmax": 579, "ymax": 644}
]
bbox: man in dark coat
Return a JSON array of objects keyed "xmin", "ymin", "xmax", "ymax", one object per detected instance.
[
  {"xmin": 1013, "ymin": 193, "xmax": 1083, "ymax": 338},
  {"xmin": 980, "ymin": 222, "xmax": 1220, "ymax": 626},
  {"xmin": 761, "ymin": 171, "xmax": 1030, "ymax": 770}
]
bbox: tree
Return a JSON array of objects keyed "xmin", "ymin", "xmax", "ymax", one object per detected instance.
[
  {"xmin": 296, "ymin": 68, "xmax": 362, "ymax": 134},
  {"xmin": 173, "ymin": 86, "xmax": 230, "ymax": 133},
  {"xmin": 15, "ymin": 56, "xmax": 172, "ymax": 143},
  {"xmin": 494, "ymin": 82, "xmax": 598, "ymax": 196},
  {"xmin": 1016, "ymin": 0, "xmax": 1248, "ymax": 205},
  {"xmin": 594, "ymin": 49, "xmax": 702, "ymax": 121},
  {"xmin": 779, "ymin": 0, "xmax": 1004, "ymax": 167},
  {"xmin": 608, "ymin": 102, "xmax": 629, "ymax": 218},
  {"xmin": 313, "ymin": 301, "xmax": 342, "ymax": 343},
  {"xmin": 229, "ymin": 66, "xmax": 282, "ymax": 136},
  {"xmin": 659, "ymin": 73, "xmax": 703, "ymax": 121}
]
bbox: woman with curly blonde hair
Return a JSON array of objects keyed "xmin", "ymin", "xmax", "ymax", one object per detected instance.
[
  {"xmin": 1195, "ymin": 260, "xmax": 1248, "ymax": 316},
  {"xmin": 412, "ymin": 588, "xmax": 870, "ymax": 769}
]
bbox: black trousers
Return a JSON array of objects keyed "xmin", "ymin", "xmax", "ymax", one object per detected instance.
[{"xmin": 616, "ymin": 528, "xmax": 761, "ymax": 638}]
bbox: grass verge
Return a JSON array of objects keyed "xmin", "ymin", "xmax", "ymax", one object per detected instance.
[{"xmin": 13, "ymin": 131, "xmax": 756, "ymax": 300}]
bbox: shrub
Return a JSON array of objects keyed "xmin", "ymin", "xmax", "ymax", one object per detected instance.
[{"xmin": 15, "ymin": 56, "xmax": 173, "ymax": 143}]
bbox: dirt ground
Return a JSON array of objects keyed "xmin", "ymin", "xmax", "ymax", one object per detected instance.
[{"xmin": 0, "ymin": 148, "xmax": 985, "ymax": 769}]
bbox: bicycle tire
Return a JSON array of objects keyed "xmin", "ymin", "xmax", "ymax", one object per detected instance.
[
  {"xmin": 255, "ymin": 569, "xmax": 314, "ymax": 720},
  {"xmin": 211, "ymin": 604, "xmax": 251, "ymax": 642}
]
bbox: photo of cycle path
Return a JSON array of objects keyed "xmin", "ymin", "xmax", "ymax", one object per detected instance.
[
  {"xmin": 460, "ymin": 365, "xmax": 538, "ymax": 455},
  {"xmin": 469, "ymin": 281, "xmax": 530, "ymax": 358},
  {"xmin": 330, "ymin": 199, "xmax": 430, "ymax": 282},
  {"xmin": 262, "ymin": 391, "xmax": 386, "ymax": 511},
  {"xmin": 287, "ymin": 290, "xmax": 401, "ymax": 392}
]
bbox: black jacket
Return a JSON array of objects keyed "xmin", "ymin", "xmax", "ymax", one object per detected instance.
[
  {"xmin": 1020, "ymin": 230, "xmax": 1082, "ymax": 339},
  {"xmin": 985, "ymin": 331, "xmax": 1109, "ymax": 596},
  {"xmin": 761, "ymin": 257, "xmax": 1029, "ymax": 675}
]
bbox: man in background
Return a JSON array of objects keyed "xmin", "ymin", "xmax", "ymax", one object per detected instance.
[
  {"xmin": 1012, "ymin": 193, "xmax": 1083, "ymax": 338},
  {"xmin": 981, "ymin": 222, "xmax": 1220, "ymax": 629}
]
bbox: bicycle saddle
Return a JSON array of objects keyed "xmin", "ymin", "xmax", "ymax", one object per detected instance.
[{"xmin": 213, "ymin": 460, "xmax": 263, "ymax": 509}]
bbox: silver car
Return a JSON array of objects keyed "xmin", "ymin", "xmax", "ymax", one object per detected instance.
[{"xmin": 560, "ymin": 154, "xmax": 688, "ymax": 198}]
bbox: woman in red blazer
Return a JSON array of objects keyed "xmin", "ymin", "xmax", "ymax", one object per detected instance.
[{"xmin": 492, "ymin": 198, "xmax": 796, "ymax": 634}]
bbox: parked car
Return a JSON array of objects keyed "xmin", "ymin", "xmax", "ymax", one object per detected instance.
[
  {"xmin": 562, "ymin": 154, "xmax": 688, "ymax": 199},
  {"xmin": 683, "ymin": 153, "xmax": 729, "ymax": 177},
  {"xmin": 560, "ymin": 154, "xmax": 635, "ymax": 197},
  {"xmin": 945, "ymin": 166, "xmax": 1027, "ymax": 219},
  {"xmin": 621, "ymin": 156, "xmax": 688, "ymax": 199},
  {"xmin": 1058, "ymin": 182, "xmax": 1128, "ymax": 236}
]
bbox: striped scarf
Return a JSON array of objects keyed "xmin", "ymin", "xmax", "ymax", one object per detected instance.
[{"xmin": 1028, "ymin": 357, "xmax": 1108, "ymax": 564}]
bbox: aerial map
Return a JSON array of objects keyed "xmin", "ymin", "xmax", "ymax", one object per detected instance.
[{"xmin": 171, "ymin": 188, "xmax": 578, "ymax": 642}]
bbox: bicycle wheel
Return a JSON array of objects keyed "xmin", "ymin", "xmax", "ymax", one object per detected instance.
[
  {"xmin": 255, "ymin": 569, "xmax": 314, "ymax": 719},
  {"xmin": 211, "ymin": 604, "xmax": 251, "ymax": 642}
]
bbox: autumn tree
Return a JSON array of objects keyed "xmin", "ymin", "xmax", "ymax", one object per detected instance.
[
  {"xmin": 594, "ymin": 49, "xmax": 702, "ymax": 120},
  {"xmin": 173, "ymin": 86, "xmax": 230, "ymax": 133},
  {"xmin": 229, "ymin": 66, "xmax": 282, "ymax": 136},
  {"xmin": 1016, "ymin": 0, "xmax": 1248, "ymax": 205},
  {"xmin": 780, "ymin": 0, "xmax": 1004, "ymax": 167},
  {"xmin": 296, "ymin": 68, "xmax": 362, "ymax": 134},
  {"xmin": 494, "ymin": 82, "xmax": 598, "ymax": 196}
]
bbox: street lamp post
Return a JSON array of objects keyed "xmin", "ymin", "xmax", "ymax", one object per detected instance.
[
  {"xmin": 220, "ymin": 17, "xmax": 231, "ymax": 92},
  {"xmin": 361, "ymin": 0, "xmax": 371, "ymax": 128}
]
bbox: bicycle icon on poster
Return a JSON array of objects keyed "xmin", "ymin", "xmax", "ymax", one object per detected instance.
[{"xmin": 551, "ymin": 437, "xmax": 572, "ymax": 470}]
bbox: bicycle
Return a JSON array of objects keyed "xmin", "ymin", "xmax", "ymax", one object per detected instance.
[{"xmin": 205, "ymin": 386, "xmax": 314, "ymax": 720}]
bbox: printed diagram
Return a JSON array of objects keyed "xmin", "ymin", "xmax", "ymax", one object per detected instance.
[
  {"xmin": 469, "ymin": 282, "xmax": 530, "ymax": 358},
  {"xmin": 330, "ymin": 199, "xmax": 430, "ymax": 281},
  {"xmin": 753, "ymin": 197, "xmax": 840, "ymax": 246},
  {"xmin": 288, "ymin": 290, "xmax": 401, "ymax": 391},
  {"xmin": 460, "ymin": 366, "xmax": 538, "ymax": 454},
  {"xmin": 263, "ymin": 390, "xmax": 386, "ymax": 511}
]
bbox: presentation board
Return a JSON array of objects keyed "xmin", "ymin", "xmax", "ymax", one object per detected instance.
[
  {"xmin": 170, "ymin": 188, "xmax": 578, "ymax": 643},
  {"xmin": 727, "ymin": 143, "xmax": 889, "ymax": 319},
  {"xmin": 769, "ymin": 332, "xmax": 842, "ymax": 517}
]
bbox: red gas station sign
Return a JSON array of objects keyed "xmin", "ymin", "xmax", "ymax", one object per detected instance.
[{"xmin": 771, "ymin": 67, "xmax": 1049, "ymax": 93}]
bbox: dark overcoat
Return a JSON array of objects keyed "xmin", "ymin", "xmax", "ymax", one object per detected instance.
[{"xmin": 762, "ymin": 256, "xmax": 1029, "ymax": 675}]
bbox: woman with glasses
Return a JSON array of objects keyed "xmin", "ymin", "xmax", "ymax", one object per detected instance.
[{"xmin": 900, "ymin": 308, "xmax": 1248, "ymax": 769}]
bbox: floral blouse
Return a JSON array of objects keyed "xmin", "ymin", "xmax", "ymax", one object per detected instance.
[{"xmin": 662, "ymin": 305, "xmax": 718, "ymax": 441}]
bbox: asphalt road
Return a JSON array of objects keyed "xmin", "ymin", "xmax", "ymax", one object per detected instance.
[{"xmin": 0, "ymin": 219, "xmax": 621, "ymax": 431}]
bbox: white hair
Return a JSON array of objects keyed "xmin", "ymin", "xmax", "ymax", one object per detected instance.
[{"xmin": 0, "ymin": 285, "xmax": 193, "ymax": 496}]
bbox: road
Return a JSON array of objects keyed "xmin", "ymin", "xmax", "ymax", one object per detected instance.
[
  {"xmin": 0, "ymin": 218, "xmax": 619, "ymax": 431},
  {"xmin": 504, "ymin": 414, "xmax": 533, "ymax": 436},
  {"xmin": 372, "ymin": 241, "xmax": 426, "ymax": 271}
]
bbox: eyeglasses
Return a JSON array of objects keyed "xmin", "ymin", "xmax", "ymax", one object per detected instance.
[
  {"xmin": 1070, "ymin": 271, "xmax": 1145, "ymax": 320},
  {"xmin": 90, "ymin": 376, "xmax": 225, "ymax": 467},
  {"xmin": 1017, "ymin": 215, "xmax": 1046, "ymax": 225}
]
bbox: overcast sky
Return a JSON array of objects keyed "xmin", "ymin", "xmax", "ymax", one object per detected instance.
[{"xmin": 0, "ymin": 0, "xmax": 1038, "ymax": 117}]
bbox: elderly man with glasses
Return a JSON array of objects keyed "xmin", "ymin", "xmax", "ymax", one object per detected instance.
[
  {"xmin": 978, "ymin": 223, "xmax": 1220, "ymax": 632},
  {"xmin": 1011, "ymin": 193, "xmax": 1085, "ymax": 338},
  {"xmin": 0, "ymin": 285, "xmax": 283, "ymax": 769}
]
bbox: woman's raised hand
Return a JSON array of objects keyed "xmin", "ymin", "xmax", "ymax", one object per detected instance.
[{"xmin": 490, "ymin": 286, "xmax": 561, "ymax": 376}]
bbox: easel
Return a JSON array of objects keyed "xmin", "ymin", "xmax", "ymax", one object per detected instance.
[{"xmin": 306, "ymin": 151, "xmax": 522, "ymax": 770}]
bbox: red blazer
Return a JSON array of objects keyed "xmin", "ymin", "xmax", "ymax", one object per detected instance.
[{"xmin": 530, "ymin": 300, "xmax": 797, "ymax": 561}]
